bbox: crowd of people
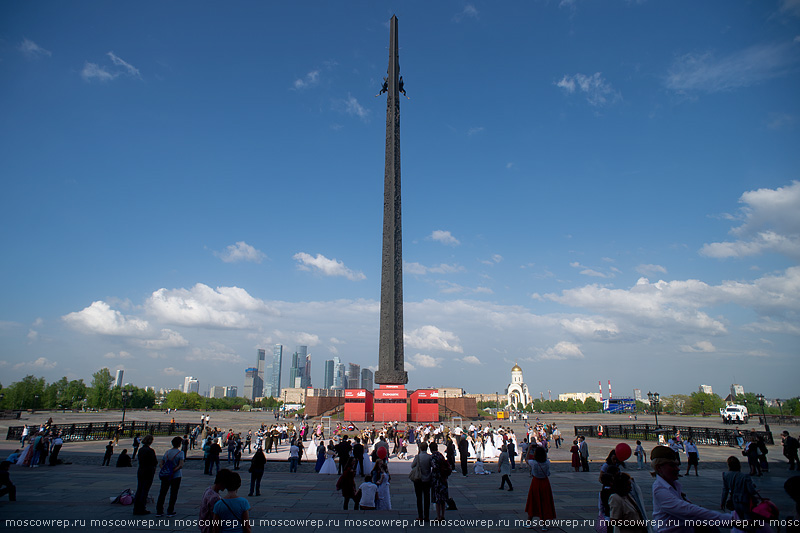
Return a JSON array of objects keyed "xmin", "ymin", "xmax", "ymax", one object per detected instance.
[{"xmin": 3, "ymin": 416, "xmax": 800, "ymax": 533}]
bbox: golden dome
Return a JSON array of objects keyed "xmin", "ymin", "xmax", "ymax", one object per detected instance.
[{"xmin": 511, "ymin": 363, "xmax": 522, "ymax": 372}]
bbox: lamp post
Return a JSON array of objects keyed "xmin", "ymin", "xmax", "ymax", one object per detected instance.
[
  {"xmin": 121, "ymin": 388, "xmax": 133, "ymax": 425},
  {"xmin": 647, "ymin": 391, "xmax": 660, "ymax": 428},
  {"xmin": 755, "ymin": 393, "xmax": 770, "ymax": 433},
  {"xmin": 777, "ymin": 399, "xmax": 783, "ymax": 420},
  {"xmin": 283, "ymin": 390, "xmax": 287, "ymax": 419}
]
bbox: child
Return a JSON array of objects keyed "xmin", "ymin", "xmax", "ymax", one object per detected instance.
[
  {"xmin": 212, "ymin": 471, "xmax": 251, "ymax": 533},
  {"xmin": 357, "ymin": 474, "xmax": 378, "ymax": 510},
  {"xmin": 200, "ymin": 469, "xmax": 230, "ymax": 533}
]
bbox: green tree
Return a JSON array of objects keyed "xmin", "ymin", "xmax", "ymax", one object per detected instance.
[
  {"xmin": 685, "ymin": 392, "xmax": 725, "ymax": 415},
  {"xmin": 3, "ymin": 375, "xmax": 45, "ymax": 409},
  {"xmin": 88, "ymin": 368, "xmax": 114, "ymax": 409},
  {"xmin": 583, "ymin": 397, "xmax": 601, "ymax": 412}
]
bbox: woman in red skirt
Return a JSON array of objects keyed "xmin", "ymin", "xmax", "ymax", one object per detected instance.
[
  {"xmin": 569, "ymin": 440, "xmax": 581, "ymax": 472},
  {"xmin": 526, "ymin": 446, "xmax": 556, "ymax": 529}
]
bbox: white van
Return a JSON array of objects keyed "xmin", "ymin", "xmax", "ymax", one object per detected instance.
[{"xmin": 720, "ymin": 404, "xmax": 749, "ymax": 424}]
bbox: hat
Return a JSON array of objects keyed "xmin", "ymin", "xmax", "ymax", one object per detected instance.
[
  {"xmin": 782, "ymin": 430, "xmax": 790, "ymax": 436},
  {"xmin": 650, "ymin": 445, "xmax": 678, "ymax": 461}
]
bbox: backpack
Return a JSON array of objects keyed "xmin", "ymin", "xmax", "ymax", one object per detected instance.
[{"xmin": 158, "ymin": 450, "xmax": 180, "ymax": 480}]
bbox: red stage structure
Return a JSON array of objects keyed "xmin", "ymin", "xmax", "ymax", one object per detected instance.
[
  {"xmin": 410, "ymin": 389, "xmax": 439, "ymax": 422},
  {"xmin": 373, "ymin": 384, "xmax": 408, "ymax": 422},
  {"xmin": 344, "ymin": 389, "xmax": 374, "ymax": 422}
]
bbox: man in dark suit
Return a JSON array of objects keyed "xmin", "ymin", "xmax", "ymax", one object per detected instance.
[
  {"xmin": 335, "ymin": 437, "xmax": 352, "ymax": 474},
  {"xmin": 579, "ymin": 436, "xmax": 590, "ymax": 471},
  {"xmin": 352, "ymin": 437, "xmax": 365, "ymax": 476},
  {"xmin": 507, "ymin": 439, "xmax": 516, "ymax": 470},
  {"xmin": 458, "ymin": 435, "xmax": 470, "ymax": 476}
]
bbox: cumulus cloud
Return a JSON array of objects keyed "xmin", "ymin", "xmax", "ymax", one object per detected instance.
[
  {"xmin": 215, "ymin": 241, "xmax": 266, "ymax": 263},
  {"xmin": 63, "ymin": 301, "xmax": 149, "ymax": 336},
  {"xmin": 405, "ymin": 325, "xmax": 464, "ymax": 353},
  {"xmin": 701, "ymin": 181, "xmax": 800, "ymax": 260},
  {"xmin": 294, "ymin": 70, "xmax": 320, "ymax": 89},
  {"xmin": 666, "ymin": 43, "xmax": 796, "ymax": 94},
  {"xmin": 404, "ymin": 361, "xmax": 417, "ymax": 372},
  {"xmin": 410, "ymin": 353, "xmax": 442, "ymax": 368},
  {"xmin": 147, "ymin": 284, "xmax": 274, "ymax": 328},
  {"xmin": 103, "ymin": 351, "xmax": 133, "ymax": 359},
  {"xmin": 19, "ymin": 38, "xmax": 51, "ymax": 59},
  {"xmin": 540, "ymin": 341, "xmax": 584, "ymax": 360},
  {"xmin": 134, "ymin": 329, "xmax": 189, "ymax": 349},
  {"xmin": 560, "ymin": 317, "xmax": 620, "ymax": 338},
  {"xmin": 163, "ymin": 367, "xmax": 184, "ymax": 376},
  {"xmin": 679, "ymin": 341, "xmax": 717, "ymax": 353},
  {"xmin": 428, "ymin": 230, "xmax": 460, "ymax": 246},
  {"xmin": 293, "ymin": 252, "xmax": 366, "ymax": 281},
  {"xmin": 462, "ymin": 355, "xmax": 482, "ymax": 365},
  {"xmin": 556, "ymin": 72, "xmax": 621, "ymax": 106}
]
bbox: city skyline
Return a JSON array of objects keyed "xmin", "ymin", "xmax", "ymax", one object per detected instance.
[{"xmin": 1, "ymin": 2, "xmax": 798, "ymax": 398}]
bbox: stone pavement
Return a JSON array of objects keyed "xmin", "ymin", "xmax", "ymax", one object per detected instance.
[{"xmin": 1, "ymin": 437, "xmax": 798, "ymax": 533}]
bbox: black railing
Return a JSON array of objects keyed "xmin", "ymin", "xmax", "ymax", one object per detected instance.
[
  {"xmin": 759, "ymin": 414, "xmax": 800, "ymax": 426},
  {"xmin": 0, "ymin": 410, "xmax": 22, "ymax": 420},
  {"xmin": 574, "ymin": 424, "xmax": 774, "ymax": 446},
  {"xmin": 6, "ymin": 421, "xmax": 196, "ymax": 442}
]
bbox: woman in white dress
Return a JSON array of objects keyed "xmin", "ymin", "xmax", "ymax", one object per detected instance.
[
  {"xmin": 474, "ymin": 437, "xmax": 484, "ymax": 462},
  {"xmin": 319, "ymin": 441, "xmax": 338, "ymax": 475},
  {"xmin": 467, "ymin": 436, "xmax": 476, "ymax": 459},
  {"xmin": 374, "ymin": 459, "xmax": 391, "ymax": 510},
  {"xmin": 361, "ymin": 445, "xmax": 373, "ymax": 476},
  {"xmin": 483, "ymin": 433, "xmax": 497, "ymax": 459}
]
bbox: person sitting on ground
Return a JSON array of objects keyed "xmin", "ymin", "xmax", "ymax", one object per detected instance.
[{"xmin": 116, "ymin": 449, "xmax": 133, "ymax": 467}]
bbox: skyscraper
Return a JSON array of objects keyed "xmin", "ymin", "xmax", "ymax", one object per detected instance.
[
  {"xmin": 184, "ymin": 376, "xmax": 199, "ymax": 394},
  {"xmin": 269, "ymin": 344, "xmax": 283, "ymax": 398},
  {"xmin": 225, "ymin": 386, "xmax": 238, "ymax": 398},
  {"xmin": 324, "ymin": 359, "xmax": 334, "ymax": 389},
  {"xmin": 243, "ymin": 368, "xmax": 258, "ymax": 401},
  {"xmin": 347, "ymin": 363, "xmax": 361, "ymax": 390},
  {"xmin": 290, "ymin": 346, "xmax": 310, "ymax": 388},
  {"xmin": 256, "ymin": 349, "xmax": 266, "ymax": 397},
  {"xmin": 332, "ymin": 357, "xmax": 345, "ymax": 390},
  {"xmin": 115, "ymin": 369, "xmax": 124, "ymax": 388},
  {"xmin": 303, "ymin": 353, "xmax": 312, "ymax": 388},
  {"xmin": 361, "ymin": 368, "xmax": 374, "ymax": 391}
]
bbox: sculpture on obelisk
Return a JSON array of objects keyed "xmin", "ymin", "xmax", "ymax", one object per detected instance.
[{"xmin": 375, "ymin": 15, "xmax": 408, "ymax": 386}]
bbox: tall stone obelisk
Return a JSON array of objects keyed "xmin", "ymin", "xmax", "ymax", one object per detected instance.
[{"xmin": 375, "ymin": 15, "xmax": 408, "ymax": 386}]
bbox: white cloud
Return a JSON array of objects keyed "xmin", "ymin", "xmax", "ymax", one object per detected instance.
[
  {"xmin": 14, "ymin": 357, "xmax": 57, "ymax": 370},
  {"xmin": 187, "ymin": 342, "xmax": 244, "ymax": 364},
  {"xmin": 636, "ymin": 264, "xmax": 668, "ymax": 276},
  {"xmin": 428, "ymin": 230, "xmax": 460, "ymax": 246},
  {"xmin": 27, "ymin": 329, "xmax": 38, "ymax": 342},
  {"xmin": 18, "ymin": 38, "xmax": 51, "ymax": 59},
  {"xmin": 679, "ymin": 341, "xmax": 717, "ymax": 353},
  {"xmin": 215, "ymin": 241, "xmax": 266, "ymax": 263},
  {"xmin": 453, "ymin": 4, "xmax": 479, "ymax": 22},
  {"xmin": 405, "ymin": 325, "xmax": 464, "ymax": 353},
  {"xmin": 63, "ymin": 301, "xmax": 149, "ymax": 335},
  {"xmin": 404, "ymin": 262, "xmax": 465, "ymax": 275},
  {"xmin": 342, "ymin": 94, "xmax": 370, "ymax": 121},
  {"xmin": 294, "ymin": 70, "xmax": 320, "ymax": 89},
  {"xmin": 293, "ymin": 252, "xmax": 366, "ymax": 281},
  {"xmin": 410, "ymin": 353, "xmax": 442, "ymax": 368},
  {"xmin": 540, "ymin": 341, "xmax": 584, "ymax": 360},
  {"xmin": 163, "ymin": 367, "xmax": 184, "ymax": 376},
  {"xmin": 467, "ymin": 126, "xmax": 484, "ymax": 136},
  {"xmin": 560, "ymin": 317, "xmax": 620, "ymax": 338},
  {"xmin": 103, "ymin": 351, "xmax": 133, "ymax": 359},
  {"xmin": 665, "ymin": 43, "xmax": 796, "ymax": 94},
  {"xmin": 147, "ymin": 284, "xmax": 274, "ymax": 328},
  {"xmin": 481, "ymin": 254, "xmax": 504, "ymax": 265},
  {"xmin": 462, "ymin": 355, "xmax": 482, "ymax": 365},
  {"xmin": 701, "ymin": 181, "xmax": 800, "ymax": 260},
  {"xmin": 570, "ymin": 262, "xmax": 611, "ymax": 278},
  {"xmin": 107, "ymin": 51, "xmax": 141, "ymax": 79},
  {"xmin": 134, "ymin": 329, "xmax": 189, "ymax": 349},
  {"xmin": 556, "ymin": 72, "xmax": 621, "ymax": 106},
  {"xmin": 81, "ymin": 62, "xmax": 118, "ymax": 82},
  {"xmin": 404, "ymin": 361, "xmax": 417, "ymax": 372}
]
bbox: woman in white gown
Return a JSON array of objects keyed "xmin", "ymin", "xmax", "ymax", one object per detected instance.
[
  {"xmin": 361, "ymin": 444, "xmax": 373, "ymax": 476},
  {"xmin": 374, "ymin": 459, "xmax": 391, "ymax": 510},
  {"xmin": 319, "ymin": 443, "xmax": 338, "ymax": 475},
  {"xmin": 474, "ymin": 437, "xmax": 484, "ymax": 462},
  {"xmin": 483, "ymin": 433, "xmax": 497, "ymax": 459}
]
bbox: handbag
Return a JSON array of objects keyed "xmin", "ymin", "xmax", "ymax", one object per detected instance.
[{"xmin": 409, "ymin": 465, "xmax": 422, "ymax": 482}]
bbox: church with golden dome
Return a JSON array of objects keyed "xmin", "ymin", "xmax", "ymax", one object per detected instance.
[{"xmin": 506, "ymin": 363, "xmax": 532, "ymax": 408}]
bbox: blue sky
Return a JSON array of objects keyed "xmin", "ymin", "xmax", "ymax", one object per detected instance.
[{"xmin": 1, "ymin": 1, "xmax": 798, "ymax": 399}]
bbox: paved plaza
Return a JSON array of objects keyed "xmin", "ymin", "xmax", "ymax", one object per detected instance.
[{"xmin": 1, "ymin": 411, "xmax": 798, "ymax": 532}]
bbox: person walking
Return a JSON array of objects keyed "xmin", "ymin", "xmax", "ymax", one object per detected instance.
[
  {"xmin": 289, "ymin": 441, "xmax": 300, "ymax": 473},
  {"xmin": 685, "ymin": 438, "xmax": 699, "ymax": 476},
  {"xmin": 498, "ymin": 444, "xmax": 513, "ymax": 491},
  {"xmin": 525, "ymin": 446, "xmax": 556, "ymax": 529},
  {"xmin": 156, "ymin": 436, "xmax": 185, "ymax": 517},
  {"xmin": 248, "ymin": 448, "xmax": 266, "ymax": 497},
  {"xmin": 430, "ymin": 442, "xmax": 450, "ymax": 522},
  {"xmin": 102, "ymin": 440, "xmax": 114, "ymax": 466},
  {"xmin": 410, "ymin": 441, "xmax": 432, "ymax": 522},
  {"xmin": 336, "ymin": 462, "xmax": 360, "ymax": 510},
  {"xmin": 133, "ymin": 435, "xmax": 157, "ymax": 515},
  {"xmin": 634, "ymin": 441, "xmax": 646, "ymax": 470},
  {"xmin": 782, "ymin": 431, "xmax": 799, "ymax": 470}
]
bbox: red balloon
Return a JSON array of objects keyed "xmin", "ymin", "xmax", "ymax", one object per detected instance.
[
  {"xmin": 377, "ymin": 446, "xmax": 388, "ymax": 459},
  {"xmin": 615, "ymin": 443, "xmax": 632, "ymax": 462}
]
